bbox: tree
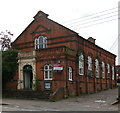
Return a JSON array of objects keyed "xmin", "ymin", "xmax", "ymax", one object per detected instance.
[
  {"xmin": 2, "ymin": 49, "xmax": 18, "ymax": 88},
  {"xmin": 0, "ymin": 30, "xmax": 13, "ymax": 51},
  {"xmin": 0, "ymin": 30, "xmax": 18, "ymax": 88}
]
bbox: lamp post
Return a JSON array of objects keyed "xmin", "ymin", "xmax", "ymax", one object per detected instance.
[
  {"xmin": 117, "ymin": 1, "xmax": 120, "ymax": 104},
  {"xmin": 117, "ymin": 68, "xmax": 120, "ymax": 102}
]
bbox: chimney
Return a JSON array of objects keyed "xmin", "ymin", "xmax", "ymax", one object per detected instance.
[
  {"xmin": 87, "ymin": 37, "xmax": 96, "ymax": 44},
  {"xmin": 34, "ymin": 11, "xmax": 49, "ymax": 19}
]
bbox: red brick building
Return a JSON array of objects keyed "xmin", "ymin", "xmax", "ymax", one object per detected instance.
[{"xmin": 10, "ymin": 11, "xmax": 116, "ymax": 96}]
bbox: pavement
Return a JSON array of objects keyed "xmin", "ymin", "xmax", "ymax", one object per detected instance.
[{"xmin": 1, "ymin": 87, "xmax": 119, "ymax": 112}]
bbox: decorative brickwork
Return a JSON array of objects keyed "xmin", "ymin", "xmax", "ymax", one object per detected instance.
[{"xmin": 9, "ymin": 11, "xmax": 117, "ymax": 97}]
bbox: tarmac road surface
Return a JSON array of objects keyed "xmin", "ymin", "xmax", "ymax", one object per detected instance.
[{"xmin": 1, "ymin": 88, "xmax": 119, "ymax": 112}]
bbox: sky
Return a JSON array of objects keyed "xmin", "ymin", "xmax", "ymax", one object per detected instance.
[{"xmin": 0, "ymin": 0, "xmax": 119, "ymax": 63}]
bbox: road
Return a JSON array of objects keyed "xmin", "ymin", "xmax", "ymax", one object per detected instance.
[{"xmin": 1, "ymin": 88, "xmax": 119, "ymax": 111}]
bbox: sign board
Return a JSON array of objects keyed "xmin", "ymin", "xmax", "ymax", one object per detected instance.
[
  {"xmin": 117, "ymin": 83, "xmax": 120, "ymax": 86},
  {"xmin": 44, "ymin": 82, "xmax": 51, "ymax": 90},
  {"xmin": 117, "ymin": 79, "xmax": 120, "ymax": 86},
  {"xmin": 53, "ymin": 64, "xmax": 63, "ymax": 72},
  {"xmin": 117, "ymin": 79, "xmax": 120, "ymax": 83}
]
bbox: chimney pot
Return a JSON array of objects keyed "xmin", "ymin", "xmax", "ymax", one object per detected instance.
[{"xmin": 88, "ymin": 37, "xmax": 96, "ymax": 44}]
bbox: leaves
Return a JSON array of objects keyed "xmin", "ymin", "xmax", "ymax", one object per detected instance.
[
  {"xmin": 2, "ymin": 49, "xmax": 18, "ymax": 88},
  {"xmin": 0, "ymin": 30, "xmax": 13, "ymax": 51}
]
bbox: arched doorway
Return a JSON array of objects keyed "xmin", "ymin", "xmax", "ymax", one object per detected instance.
[{"xmin": 23, "ymin": 65, "xmax": 33, "ymax": 89}]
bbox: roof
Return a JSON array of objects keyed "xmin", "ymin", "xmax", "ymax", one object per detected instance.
[{"xmin": 12, "ymin": 11, "xmax": 116, "ymax": 57}]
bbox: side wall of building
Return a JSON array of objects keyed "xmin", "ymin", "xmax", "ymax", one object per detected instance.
[{"xmin": 8, "ymin": 11, "xmax": 116, "ymax": 97}]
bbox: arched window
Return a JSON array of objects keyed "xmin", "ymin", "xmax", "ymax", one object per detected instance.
[
  {"xmin": 44, "ymin": 64, "xmax": 52, "ymax": 80},
  {"xmin": 102, "ymin": 62, "xmax": 105, "ymax": 78},
  {"xmin": 79, "ymin": 54, "xmax": 84, "ymax": 75},
  {"xmin": 112, "ymin": 66, "xmax": 114, "ymax": 80},
  {"xmin": 95, "ymin": 59, "xmax": 99, "ymax": 78},
  {"xmin": 35, "ymin": 36, "xmax": 47, "ymax": 49},
  {"xmin": 69, "ymin": 67, "xmax": 72, "ymax": 81},
  {"xmin": 88, "ymin": 56, "xmax": 92, "ymax": 76},
  {"xmin": 107, "ymin": 64, "xmax": 110, "ymax": 74}
]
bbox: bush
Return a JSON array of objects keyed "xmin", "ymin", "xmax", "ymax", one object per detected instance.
[{"xmin": 2, "ymin": 49, "xmax": 18, "ymax": 88}]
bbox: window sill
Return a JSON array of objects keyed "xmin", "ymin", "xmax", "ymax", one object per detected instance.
[
  {"xmin": 79, "ymin": 74, "xmax": 84, "ymax": 76},
  {"xmin": 44, "ymin": 79, "xmax": 52, "ymax": 80}
]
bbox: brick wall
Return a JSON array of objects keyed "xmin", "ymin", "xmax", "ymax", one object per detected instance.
[{"xmin": 9, "ymin": 11, "xmax": 117, "ymax": 97}]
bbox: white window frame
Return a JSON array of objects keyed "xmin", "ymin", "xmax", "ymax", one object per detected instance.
[
  {"xmin": 112, "ymin": 66, "xmax": 114, "ymax": 80},
  {"xmin": 79, "ymin": 54, "xmax": 84, "ymax": 75},
  {"xmin": 107, "ymin": 64, "xmax": 110, "ymax": 74},
  {"xmin": 69, "ymin": 67, "xmax": 72, "ymax": 81},
  {"xmin": 35, "ymin": 38, "xmax": 39, "ymax": 49},
  {"xmin": 102, "ymin": 62, "xmax": 105, "ymax": 78},
  {"xmin": 95, "ymin": 59, "xmax": 99, "ymax": 78},
  {"xmin": 35, "ymin": 36, "xmax": 47, "ymax": 49},
  {"xmin": 44, "ymin": 64, "xmax": 53, "ymax": 80},
  {"xmin": 88, "ymin": 56, "xmax": 92, "ymax": 71},
  {"xmin": 88, "ymin": 56, "xmax": 92, "ymax": 76}
]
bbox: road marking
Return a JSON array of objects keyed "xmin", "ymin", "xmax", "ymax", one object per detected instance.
[{"xmin": 95, "ymin": 100, "xmax": 106, "ymax": 103}]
